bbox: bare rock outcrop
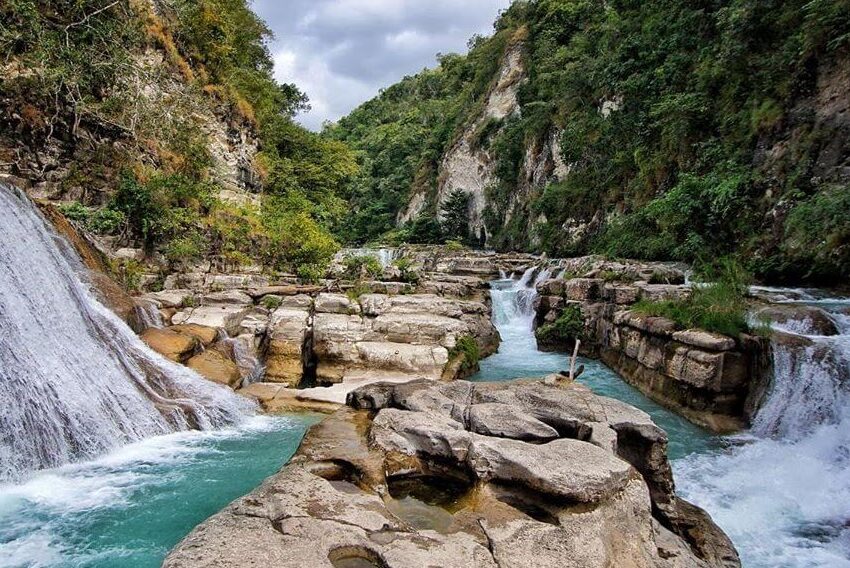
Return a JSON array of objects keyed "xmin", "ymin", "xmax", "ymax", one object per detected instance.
[{"xmin": 165, "ymin": 378, "xmax": 739, "ymax": 568}]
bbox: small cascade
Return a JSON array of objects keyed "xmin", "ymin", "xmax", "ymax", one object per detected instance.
[
  {"xmin": 677, "ymin": 297, "xmax": 850, "ymax": 567},
  {"xmin": 0, "ymin": 184, "xmax": 254, "ymax": 483},
  {"xmin": 223, "ymin": 337, "xmax": 265, "ymax": 387},
  {"xmin": 341, "ymin": 247, "xmax": 400, "ymax": 269},
  {"xmin": 133, "ymin": 300, "xmax": 163, "ymax": 331}
]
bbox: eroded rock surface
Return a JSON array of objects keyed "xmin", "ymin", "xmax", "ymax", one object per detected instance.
[{"xmin": 166, "ymin": 378, "xmax": 739, "ymax": 568}]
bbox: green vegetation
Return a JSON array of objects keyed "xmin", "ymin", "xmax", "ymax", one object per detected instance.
[
  {"xmin": 392, "ymin": 257, "xmax": 420, "ymax": 284},
  {"xmin": 536, "ymin": 304, "xmax": 584, "ymax": 345},
  {"xmin": 343, "ymin": 255, "xmax": 383, "ymax": 280},
  {"xmin": 327, "ymin": 29, "xmax": 518, "ymax": 244},
  {"xmin": 260, "ymin": 295, "xmax": 283, "ymax": 311},
  {"xmin": 632, "ymin": 259, "xmax": 751, "ymax": 337},
  {"xmin": 334, "ymin": 0, "xmax": 850, "ymax": 284},
  {"xmin": 449, "ymin": 335, "xmax": 481, "ymax": 374},
  {"xmin": 2, "ymin": 0, "xmax": 356, "ymax": 278},
  {"xmin": 440, "ymin": 190, "xmax": 472, "ymax": 243}
]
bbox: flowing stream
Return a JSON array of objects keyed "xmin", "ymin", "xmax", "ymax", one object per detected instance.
[
  {"xmin": 0, "ymin": 184, "xmax": 318, "ymax": 567},
  {"xmin": 474, "ymin": 272, "xmax": 850, "ymax": 566}
]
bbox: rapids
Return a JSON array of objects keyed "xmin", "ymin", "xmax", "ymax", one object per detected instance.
[{"xmin": 475, "ymin": 271, "xmax": 850, "ymax": 567}]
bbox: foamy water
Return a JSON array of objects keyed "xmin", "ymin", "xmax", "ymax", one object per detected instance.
[{"xmin": 0, "ymin": 415, "xmax": 318, "ymax": 568}]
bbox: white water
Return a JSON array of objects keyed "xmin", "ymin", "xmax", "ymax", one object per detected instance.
[
  {"xmin": 677, "ymin": 300, "xmax": 850, "ymax": 567},
  {"xmin": 340, "ymin": 247, "xmax": 400, "ymax": 268},
  {"xmin": 481, "ymin": 270, "xmax": 850, "ymax": 566},
  {"xmin": 480, "ymin": 273, "xmax": 570, "ymax": 379},
  {"xmin": 0, "ymin": 184, "xmax": 254, "ymax": 483}
]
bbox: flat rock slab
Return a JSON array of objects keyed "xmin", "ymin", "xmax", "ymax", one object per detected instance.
[{"xmin": 167, "ymin": 378, "xmax": 739, "ymax": 568}]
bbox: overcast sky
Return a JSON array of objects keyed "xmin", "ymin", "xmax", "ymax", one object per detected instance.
[{"xmin": 253, "ymin": 0, "xmax": 513, "ymax": 130}]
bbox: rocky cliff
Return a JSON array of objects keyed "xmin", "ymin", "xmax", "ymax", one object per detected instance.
[{"xmin": 333, "ymin": 0, "xmax": 850, "ymax": 285}]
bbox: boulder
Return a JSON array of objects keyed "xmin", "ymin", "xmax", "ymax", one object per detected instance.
[
  {"xmin": 167, "ymin": 379, "xmax": 739, "ymax": 568},
  {"xmin": 143, "ymin": 289, "xmax": 196, "ymax": 309},
  {"xmin": 170, "ymin": 324, "xmax": 219, "ymax": 346},
  {"xmin": 315, "ymin": 293, "xmax": 361, "ymax": 315},
  {"xmin": 468, "ymin": 403, "xmax": 559, "ymax": 442},
  {"xmin": 171, "ymin": 305, "xmax": 250, "ymax": 336},
  {"xmin": 202, "ymin": 290, "xmax": 253, "ymax": 305},
  {"xmin": 141, "ymin": 328, "xmax": 199, "ymax": 362},
  {"xmin": 186, "ymin": 349, "xmax": 241, "ymax": 387},
  {"xmin": 264, "ymin": 309, "xmax": 311, "ymax": 386},
  {"xmin": 673, "ymin": 330, "xmax": 737, "ymax": 351}
]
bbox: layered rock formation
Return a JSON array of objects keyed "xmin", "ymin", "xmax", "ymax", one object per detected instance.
[
  {"xmin": 165, "ymin": 378, "xmax": 739, "ymax": 568},
  {"xmin": 533, "ymin": 259, "xmax": 768, "ymax": 432}
]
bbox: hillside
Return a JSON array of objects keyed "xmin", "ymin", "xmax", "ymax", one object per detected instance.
[
  {"xmin": 330, "ymin": 0, "xmax": 850, "ymax": 284},
  {"xmin": 0, "ymin": 0, "xmax": 357, "ymax": 282}
]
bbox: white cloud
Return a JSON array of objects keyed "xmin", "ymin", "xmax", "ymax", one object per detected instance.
[{"xmin": 253, "ymin": 0, "xmax": 513, "ymax": 130}]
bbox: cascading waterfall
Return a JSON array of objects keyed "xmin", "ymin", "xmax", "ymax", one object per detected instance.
[
  {"xmin": 341, "ymin": 247, "xmax": 400, "ymax": 268},
  {"xmin": 677, "ymin": 298, "xmax": 850, "ymax": 567},
  {"xmin": 0, "ymin": 184, "xmax": 254, "ymax": 483},
  {"xmin": 479, "ymin": 267, "xmax": 570, "ymax": 380},
  {"xmin": 133, "ymin": 300, "xmax": 164, "ymax": 331}
]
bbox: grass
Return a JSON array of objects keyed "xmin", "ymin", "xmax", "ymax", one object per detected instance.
[
  {"xmin": 536, "ymin": 304, "xmax": 584, "ymax": 344},
  {"xmin": 631, "ymin": 259, "xmax": 751, "ymax": 337},
  {"xmin": 449, "ymin": 336, "xmax": 480, "ymax": 373}
]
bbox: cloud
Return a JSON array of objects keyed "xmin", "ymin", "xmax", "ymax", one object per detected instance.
[{"xmin": 252, "ymin": 0, "xmax": 512, "ymax": 130}]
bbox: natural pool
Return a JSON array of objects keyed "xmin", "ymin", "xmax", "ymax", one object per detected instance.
[{"xmin": 0, "ymin": 414, "xmax": 320, "ymax": 568}]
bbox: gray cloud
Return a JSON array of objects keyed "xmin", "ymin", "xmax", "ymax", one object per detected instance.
[{"xmin": 253, "ymin": 0, "xmax": 512, "ymax": 130}]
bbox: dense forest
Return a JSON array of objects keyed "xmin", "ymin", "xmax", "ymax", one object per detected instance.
[{"xmin": 331, "ymin": 0, "xmax": 850, "ymax": 284}]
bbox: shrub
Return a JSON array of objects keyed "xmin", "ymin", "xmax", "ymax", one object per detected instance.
[
  {"xmin": 536, "ymin": 304, "xmax": 584, "ymax": 345},
  {"xmin": 632, "ymin": 258, "xmax": 751, "ymax": 337},
  {"xmin": 112, "ymin": 258, "xmax": 145, "ymax": 293},
  {"xmin": 449, "ymin": 335, "xmax": 480, "ymax": 373},
  {"xmin": 393, "ymin": 257, "xmax": 420, "ymax": 284},
  {"xmin": 297, "ymin": 263, "xmax": 326, "ymax": 284},
  {"xmin": 343, "ymin": 255, "xmax": 383, "ymax": 280},
  {"xmin": 59, "ymin": 202, "xmax": 126, "ymax": 235},
  {"xmin": 261, "ymin": 295, "xmax": 283, "ymax": 311}
]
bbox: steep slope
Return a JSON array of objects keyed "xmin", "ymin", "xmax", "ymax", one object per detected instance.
[
  {"xmin": 1, "ymin": 0, "xmax": 356, "ymax": 279},
  {"xmin": 332, "ymin": 0, "xmax": 850, "ymax": 285}
]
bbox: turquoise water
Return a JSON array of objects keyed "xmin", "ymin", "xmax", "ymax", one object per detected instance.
[
  {"xmin": 471, "ymin": 279, "xmax": 718, "ymax": 460},
  {"xmin": 0, "ymin": 414, "xmax": 319, "ymax": 568}
]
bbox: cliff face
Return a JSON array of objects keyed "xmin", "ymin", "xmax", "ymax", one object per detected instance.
[
  {"xmin": 335, "ymin": 0, "xmax": 850, "ymax": 284},
  {"xmin": 0, "ymin": 4, "xmax": 260, "ymax": 207}
]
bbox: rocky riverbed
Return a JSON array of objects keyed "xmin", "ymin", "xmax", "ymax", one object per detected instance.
[{"xmin": 165, "ymin": 378, "xmax": 739, "ymax": 568}]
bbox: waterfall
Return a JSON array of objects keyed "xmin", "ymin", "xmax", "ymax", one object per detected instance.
[
  {"xmin": 478, "ymin": 269, "xmax": 569, "ymax": 381},
  {"xmin": 0, "ymin": 184, "xmax": 254, "ymax": 483},
  {"xmin": 341, "ymin": 247, "xmax": 399, "ymax": 268},
  {"xmin": 134, "ymin": 300, "xmax": 163, "ymax": 331},
  {"xmin": 677, "ymin": 298, "xmax": 850, "ymax": 567}
]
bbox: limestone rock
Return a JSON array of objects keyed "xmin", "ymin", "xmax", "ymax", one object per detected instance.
[
  {"xmin": 141, "ymin": 328, "xmax": 198, "ymax": 363},
  {"xmin": 264, "ymin": 309, "xmax": 311, "ymax": 386},
  {"xmin": 315, "ymin": 293, "xmax": 361, "ymax": 315},
  {"xmin": 170, "ymin": 324, "xmax": 219, "ymax": 347},
  {"xmin": 468, "ymin": 403, "xmax": 559, "ymax": 442},
  {"xmin": 186, "ymin": 348, "xmax": 241, "ymax": 387},
  {"xmin": 202, "ymin": 289, "xmax": 253, "ymax": 305},
  {"xmin": 673, "ymin": 330, "xmax": 737, "ymax": 351},
  {"xmin": 143, "ymin": 289, "xmax": 195, "ymax": 309},
  {"xmin": 167, "ymin": 379, "xmax": 738, "ymax": 568},
  {"xmin": 171, "ymin": 305, "xmax": 250, "ymax": 336}
]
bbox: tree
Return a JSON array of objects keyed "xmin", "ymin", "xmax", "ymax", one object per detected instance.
[{"xmin": 440, "ymin": 189, "xmax": 471, "ymax": 243}]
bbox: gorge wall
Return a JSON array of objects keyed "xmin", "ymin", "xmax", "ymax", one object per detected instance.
[{"xmin": 332, "ymin": 0, "xmax": 850, "ymax": 285}]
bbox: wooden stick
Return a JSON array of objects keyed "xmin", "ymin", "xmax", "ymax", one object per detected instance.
[{"xmin": 569, "ymin": 339, "xmax": 581, "ymax": 380}]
